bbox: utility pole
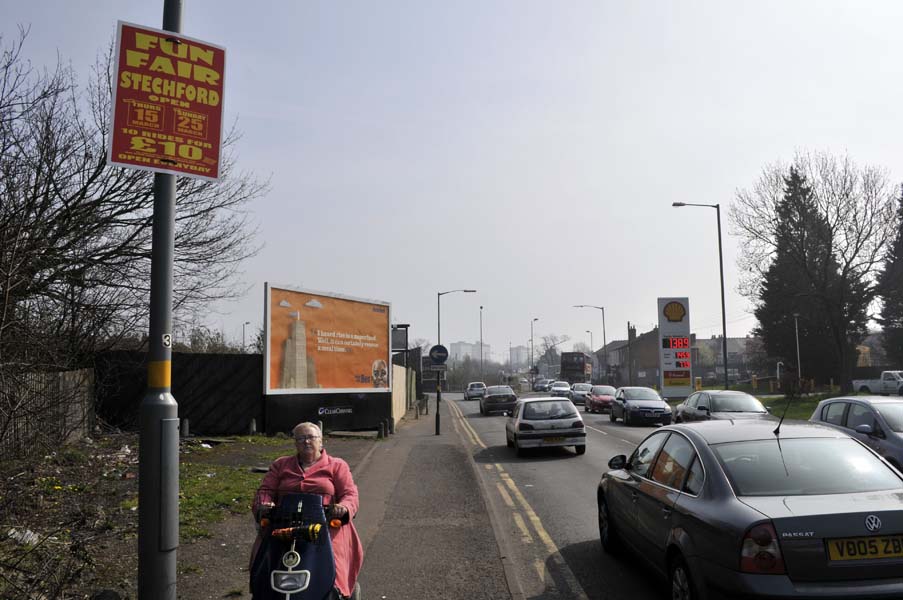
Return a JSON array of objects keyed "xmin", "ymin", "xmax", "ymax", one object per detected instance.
[
  {"xmin": 139, "ymin": 2, "xmax": 181, "ymax": 598},
  {"xmin": 480, "ymin": 305, "xmax": 484, "ymax": 381}
]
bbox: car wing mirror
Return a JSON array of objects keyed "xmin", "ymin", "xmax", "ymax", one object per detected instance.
[
  {"xmin": 854, "ymin": 423, "xmax": 874, "ymax": 436},
  {"xmin": 608, "ymin": 454, "xmax": 628, "ymax": 470}
]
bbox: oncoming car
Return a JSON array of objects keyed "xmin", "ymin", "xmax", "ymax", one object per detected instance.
[
  {"xmin": 586, "ymin": 385, "xmax": 616, "ymax": 414},
  {"xmin": 505, "ymin": 397, "xmax": 586, "ymax": 456},
  {"xmin": 549, "ymin": 381, "xmax": 571, "ymax": 398},
  {"xmin": 610, "ymin": 386, "xmax": 672, "ymax": 426},
  {"xmin": 597, "ymin": 420, "xmax": 903, "ymax": 599},
  {"xmin": 569, "ymin": 382, "xmax": 592, "ymax": 406}
]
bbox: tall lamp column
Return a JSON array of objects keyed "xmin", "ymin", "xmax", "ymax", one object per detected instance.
[
  {"xmin": 436, "ymin": 289, "xmax": 476, "ymax": 435},
  {"xmin": 573, "ymin": 305, "xmax": 607, "ymax": 382},
  {"xmin": 672, "ymin": 202, "xmax": 729, "ymax": 389},
  {"xmin": 530, "ymin": 317, "xmax": 539, "ymax": 384}
]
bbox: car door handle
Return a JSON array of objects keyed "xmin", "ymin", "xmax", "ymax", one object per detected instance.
[
  {"xmin": 662, "ymin": 506, "xmax": 672, "ymax": 517},
  {"xmin": 631, "ymin": 492, "xmax": 638, "ymax": 503}
]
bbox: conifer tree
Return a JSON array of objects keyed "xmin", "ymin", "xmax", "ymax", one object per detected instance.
[{"xmin": 879, "ymin": 187, "xmax": 903, "ymax": 365}]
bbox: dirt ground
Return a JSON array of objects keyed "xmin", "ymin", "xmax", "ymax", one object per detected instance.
[{"xmin": 0, "ymin": 431, "xmax": 375, "ymax": 600}]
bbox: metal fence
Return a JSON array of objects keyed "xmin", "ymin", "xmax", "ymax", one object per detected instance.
[{"xmin": 0, "ymin": 369, "xmax": 94, "ymax": 458}]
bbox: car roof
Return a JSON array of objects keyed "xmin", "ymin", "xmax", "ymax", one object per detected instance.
[
  {"xmin": 619, "ymin": 386, "xmax": 656, "ymax": 391},
  {"xmin": 666, "ymin": 419, "xmax": 848, "ymax": 446},
  {"xmin": 518, "ymin": 396, "xmax": 572, "ymax": 404},
  {"xmin": 817, "ymin": 396, "xmax": 903, "ymax": 406},
  {"xmin": 467, "ymin": 381, "xmax": 486, "ymax": 385},
  {"xmin": 702, "ymin": 390, "xmax": 754, "ymax": 396}
]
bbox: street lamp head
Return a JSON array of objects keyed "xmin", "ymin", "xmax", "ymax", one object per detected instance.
[
  {"xmin": 464, "ymin": 289, "xmax": 476, "ymax": 293},
  {"xmin": 672, "ymin": 202, "xmax": 686, "ymax": 207},
  {"xmin": 533, "ymin": 317, "xmax": 539, "ymax": 322}
]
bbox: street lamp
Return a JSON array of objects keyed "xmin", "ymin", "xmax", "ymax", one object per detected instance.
[
  {"xmin": 436, "ymin": 288, "xmax": 476, "ymax": 436},
  {"xmin": 573, "ymin": 305, "xmax": 607, "ymax": 382},
  {"xmin": 672, "ymin": 202, "xmax": 729, "ymax": 390},
  {"xmin": 530, "ymin": 317, "xmax": 539, "ymax": 383},
  {"xmin": 242, "ymin": 321, "xmax": 251, "ymax": 352},
  {"xmin": 479, "ymin": 305, "xmax": 484, "ymax": 381},
  {"xmin": 585, "ymin": 330, "xmax": 594, "ymax": 381},
  {"xmin": 793, "ymin": 313, "xmax": 802, "ymax": 393}
]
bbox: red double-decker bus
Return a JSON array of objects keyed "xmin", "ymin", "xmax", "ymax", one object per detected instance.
[{"xmin": 560, "ymin": 352, "xmax": 593, "ymax": 384}]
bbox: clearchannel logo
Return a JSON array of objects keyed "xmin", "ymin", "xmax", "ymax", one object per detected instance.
[{"xmin": 318, "ymin": 406, "xmax": 353, "ymax": 416}]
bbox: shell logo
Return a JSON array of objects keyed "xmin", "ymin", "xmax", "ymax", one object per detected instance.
[{"xmin": 663, "ymin": 301, "xmax": 686, "ymax": 323}]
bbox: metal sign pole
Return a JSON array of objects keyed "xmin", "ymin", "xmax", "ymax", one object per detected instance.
[{"xmin": 139, "ymin": 2, "xmax": 181, "ymax": 598}]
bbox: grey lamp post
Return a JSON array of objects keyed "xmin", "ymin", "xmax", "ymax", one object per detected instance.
[
  {"xmin": 530, "ymin": 318, "xmax": 539, "ymax": 383},
  {"xmin": 793, "ymin": 313, "xmax": 802, "ymax": 392},
  {"xmin": 585, "ymin": 330, "xmax": 594, "ymax": 381},
  {"xmin": 574, "ymin": 305, "xmax": 607, "ymax": 382},
  {"xmin": 480, "ymin": 305, "xmax": 484, "ymax": 381},
  {"xmin": 436, "ymin": 289, "xmax": 476, "ymax": 435},
  {"xmin": 672, "ymin": 202, "xmax": 729, "ymax": 390},
  {"xmin": 242, "ymin": 321, "xmax": 251, "ymax": 352}
]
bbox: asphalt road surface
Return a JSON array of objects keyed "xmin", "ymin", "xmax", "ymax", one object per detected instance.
[{"xmin": 448, "ymin": 392, "xmax": 670, "ymax": 600}]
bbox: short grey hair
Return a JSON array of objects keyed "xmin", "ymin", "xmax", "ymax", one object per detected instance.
[{"xmin": 292, "ymin": 422, "xmax": 322, "ymax": 438}]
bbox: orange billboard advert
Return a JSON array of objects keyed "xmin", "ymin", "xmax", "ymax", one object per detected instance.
[
  {"xmin": 107, "ymin": 22, "xmax": 225, "ymax": 180},
  {"xmin": 265, "ymin": 285, "xmax": 391, "ymax": 394}
]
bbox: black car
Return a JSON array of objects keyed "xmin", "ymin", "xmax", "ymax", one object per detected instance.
[
  {"xmin": 480, "ymin": 385, "xmax": 517, "ymax": 415},
  {"xmin": 674, "ymin": 390, "xmax": 774, "ymax": 423},
  {"xmin": 610, "ymin": 386, "xmax": 672, "ymax": 426},
  {"xmin": 598, "ymin": 420, "xmax": 903, "ymax": 599}
]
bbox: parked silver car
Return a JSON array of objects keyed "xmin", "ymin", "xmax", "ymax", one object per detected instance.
[
  {"xmin": 598, "ymin": 420, "xmax": 903, "ymax": 599},
  {"xmin": 809, "ymin": 395, "xmax": 903, "ymax": 471}
]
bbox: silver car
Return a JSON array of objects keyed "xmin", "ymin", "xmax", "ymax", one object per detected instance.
[
  {"xmin": 549, "ymin": 381, "xmax": 571, "ymax": 398},
  {"xmin": 809, "ymin": 395, "xmax": 903, "ymax": 471},
  {"xmin": 569, "ymin": 382, "xmax": 592, "ymax": 406},
  {"xmin": 598, "ymin": 420, "xmax": 903, "ymax": 599},
  {"xmin": 463, "ymin": 381, "xmax": 486, "ymax": 401},
  {"xmin": 505, "ymin": 397, "xmax": 586, "ymax": 456}
]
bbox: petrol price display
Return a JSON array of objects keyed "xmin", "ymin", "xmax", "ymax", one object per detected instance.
[{"xmin": 662, "ymin": 336, "xmax": 691, "ymax": 349}]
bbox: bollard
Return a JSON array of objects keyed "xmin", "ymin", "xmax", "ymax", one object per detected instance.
[
  {"xmin": 249, "ymin": 418, "xmax": 257, "ymax": 435},
  {"xmin": 378, "ymin": 422, "xmax": 386, "ymax": 439},
  {"xmin": 180, "ymin": 418, "xmax": 189, "ymax": 438},
  {"xmin": 388, "ymin": 419, "xmax": 395, "ymax": 435}
]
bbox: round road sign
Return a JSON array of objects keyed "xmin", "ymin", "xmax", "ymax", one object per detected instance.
[{"xmin": 428, "ymin": 344, "xmax": 449, "ymax": 364}]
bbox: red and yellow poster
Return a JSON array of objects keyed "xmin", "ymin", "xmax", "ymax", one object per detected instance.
[
  {"xmin": 265, "ymin": 285, "xmax": 391, "ymax": 394},
  {"xmin": 107, "ymin": 21, "xmax": 225, "ymax": 180}
]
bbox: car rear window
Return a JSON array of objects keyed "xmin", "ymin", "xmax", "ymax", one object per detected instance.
[
  {"xmin": 523, "ymin": 401, "xmax": 578, "ymax": 420},
  {"xmin": 624, "ymin": 388, "xmax": 660, "ymax": 401},
  {"xmin": 713, "ymin": 438, "xmax": 903, "ymax": 496},
  {"xmin": 876, "ymin": 402, "xmax": 903, "ymax": 433},
  {"xmin": 486, "ymin": 386, "xmax": 514, "ymax": 395},
  {"xmin": 710, "ymin": 393, "xmax": 766, "ymax": 413}
]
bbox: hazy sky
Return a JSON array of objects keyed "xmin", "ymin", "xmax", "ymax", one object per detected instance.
[{"xmin": 6, "ymin": 1, "xmax": 903, "ymax": 361}]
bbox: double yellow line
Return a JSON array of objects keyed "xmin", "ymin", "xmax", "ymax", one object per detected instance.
[{"xmin": 447, "ymin": 400, "xmax": 589, "ymax": 600}]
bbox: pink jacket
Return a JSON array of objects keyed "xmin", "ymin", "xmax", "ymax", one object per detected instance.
[{"xmin": 253, "ymin": 450, "xmax": 364, "ymax": 597}]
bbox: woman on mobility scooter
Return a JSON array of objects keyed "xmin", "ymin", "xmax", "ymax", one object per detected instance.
[{"xmin": 251, "ymin": 422, "xmax": 363, "ymax": 599}]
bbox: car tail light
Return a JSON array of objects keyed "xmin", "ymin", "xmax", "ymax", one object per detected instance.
[
  {"xmin": 571, "ymin": 421, "xmax": 584, "ymax": 429},
  {"xmin": 740, "ymin": 522, "xmax": 785, "ymax": 574},
  {"xmin": 518, "ymin": 422, "xmax": 534, "ymax": 431}
]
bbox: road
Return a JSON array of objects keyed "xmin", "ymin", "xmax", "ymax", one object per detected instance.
[{"xmin": 446, "ymin": 392, "xmax": 670, "ymax": 600}]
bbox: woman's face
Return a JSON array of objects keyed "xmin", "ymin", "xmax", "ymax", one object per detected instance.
[{"xmin": 294, "ymin": 426, "xmax": 322, "ymax": 462}]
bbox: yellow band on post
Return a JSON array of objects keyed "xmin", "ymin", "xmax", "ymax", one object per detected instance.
[{"xmin": 148, "ymin": 360, "xmax": 172, "ymax": 388}]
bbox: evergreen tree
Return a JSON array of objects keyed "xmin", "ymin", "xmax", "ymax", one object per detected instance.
[
  {"xmin": 879, "ymin": 186, "xmax": 903, "ymax": 365},
  {"xmin": 754, "ymin": 168, "xmax": 842, "ymax": 382}
]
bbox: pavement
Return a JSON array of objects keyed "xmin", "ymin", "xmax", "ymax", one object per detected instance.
[{"xmin": 351, "ymin": 395, "xmax": 513, "ymax": 600}]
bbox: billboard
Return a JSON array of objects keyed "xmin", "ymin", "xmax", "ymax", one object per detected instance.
[
  {"xmin": 264, "ymin": 284, "xmax": 391, "ymax": 394},
  {"xmin": 658, "ymin": 297, "xmax": 693, "ymax": 398},
  {"xmin": 107, "ymin": 21, "xmax": 225, "ymax": 180}
]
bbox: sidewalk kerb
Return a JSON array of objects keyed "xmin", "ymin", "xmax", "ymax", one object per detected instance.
[{"xmin": 447, "ymin": 397, "xmax": 526, "ymax": 600}]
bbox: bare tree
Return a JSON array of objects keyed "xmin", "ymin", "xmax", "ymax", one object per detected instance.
[
  {"xmin": 731, "ymin": 151, "xmax": 897, "ymax": 389},
  {"xmin": 0, "ymin": 30, "xmax": 266, "ymax": 452}
]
